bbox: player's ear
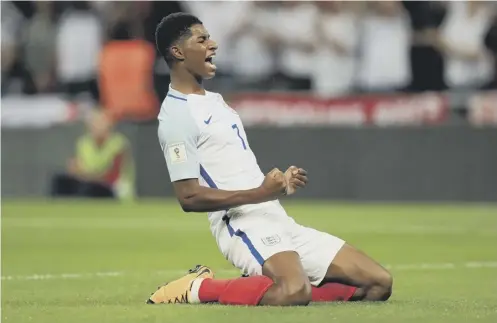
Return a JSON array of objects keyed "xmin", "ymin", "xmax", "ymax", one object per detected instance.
[{"xmin": 170, "ymin": 45, "xmax": 185, "ymax": 62}]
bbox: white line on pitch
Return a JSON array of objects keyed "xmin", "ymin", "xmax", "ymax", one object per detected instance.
[
  {"xmin": 0, "ymin": 271, "xmax": 124, "ymax": 281},
  {"xmin": 2, "ymin": 261, "xmax": 497, "ymax": 282}
]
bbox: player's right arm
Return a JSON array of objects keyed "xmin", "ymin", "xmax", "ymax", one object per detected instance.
[
  {"xmin": 172, "ymin": 169, "xmax": 287, "ymax": 213},
  {"xmin": 158, "ymin": 116, "xmax": 287, "ymax": 213}
]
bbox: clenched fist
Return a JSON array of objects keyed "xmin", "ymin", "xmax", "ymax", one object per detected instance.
[
  {"xmin": 284, "ymin": 166, "xmax": 308, "ymax": 196},
  {"xmin": 261, "ymin": 168, "xmax": 287, "ymax": 197}
]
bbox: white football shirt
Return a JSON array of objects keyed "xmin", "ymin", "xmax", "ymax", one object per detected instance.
[{"xmin": 157, "ymin": 86, "xmax": 266, "ymax": 234}]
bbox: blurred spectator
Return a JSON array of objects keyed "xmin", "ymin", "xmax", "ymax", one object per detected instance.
[
  {"xmin": 22, "ymin": 1, "xmax": 57, "ymax": 94},
  {"xmin": 98, "ymin": 37, "xmax": 158, "ymax": 121},
  {"xmin": 1, "ymin": 1, "xmax": 24, "ymax": 94},
  {"xmin": 483, "ymin": 11, "xmax": 497, "ymax": 89},
  {"xmin": 2, "ymin": 0, "xmax": 496, "ymax": 101},
  {"xmin": 403, "ymin": 1, "xmax": 447, "ymax": 92},
  {"xmin": 215, "ymin": 1, "xmax": 278, "ymax": 90},
  {"xmin": 101, "ymin": 2, "xmax": 144, "ymax": 40},
  {"xmin": 312, "ymin": 1, "xmax": 360, "ymax": 98},
  {"xmin": 51, "ymin": 110, "xmax": 135, "ymax": 200},
  {"xmin": 438, "ymin": 1, "xmax": 494, "ymax": 89},
  {"xmin": 271, "ymin": 1, "xmax": 319, "ymax": 91},
  {"xmin": 356, "ymin": 1, "xmax": 410, "ymax": 93},
  {"xmin": 140, "ymin": 1, "xmax": 185, "ymax": 45},
  {"xmin": 56, "ymin": 1, "xmax": 103, "ymax": 101},
  {"xmin": 141, "ymin": 1, "xmax": 185, "ymax": 102},
  {"xmin": 184, "ymin": 1, "xmax": 250, "ymax": 75}
]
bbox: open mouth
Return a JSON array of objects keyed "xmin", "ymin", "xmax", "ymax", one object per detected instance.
[{"xmin": 205, "ymin": 55, "xmax": 217, "ymax": 71}]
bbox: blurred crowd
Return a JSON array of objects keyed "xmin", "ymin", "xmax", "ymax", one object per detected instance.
[{"xmin": 2, "ymin": 0, "xmax": 497, "ymax": 102}]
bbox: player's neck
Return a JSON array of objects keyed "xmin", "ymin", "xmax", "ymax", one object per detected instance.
[{"xmin": 170, "ymin": 70, "xmax": 206, "ymax": 96}]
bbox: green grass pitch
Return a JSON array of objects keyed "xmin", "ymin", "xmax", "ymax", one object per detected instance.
[{"xmin": 2, "ymin": 199, "xmax": 497, "ymax": 323}]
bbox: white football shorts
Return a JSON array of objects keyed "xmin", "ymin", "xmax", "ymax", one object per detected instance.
[{"xmin": 215, "ymin": 201, "xmax": 345, "ymax": 286}]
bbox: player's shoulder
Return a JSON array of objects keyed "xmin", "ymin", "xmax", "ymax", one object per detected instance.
[
  {"xmin": 204, "ymin": 90, "xmax": 234, "ymax": 112},
  {"xmin": 158, "ymin": 90, "xmax": 192, "ymax": 122},
  {"xmin": 157, "ymin": 87, "xmax": 227, "ymax": 126},
  {"xmin": 205, "ymin": 90, "xmax": 226, "ymax": 103},
  {"xmin": 157, "ymin": 90, "xmax": 200, "ymax": 138},
  {"xmin": 160, "ymin": 90, "xmax": 189, "ymax": 111},
  {"xmin": 205, "ymin": 89, "xmax": 221, "ymax": 97}
]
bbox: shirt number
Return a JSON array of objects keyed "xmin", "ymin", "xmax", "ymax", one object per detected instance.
[{"xmin": 232, "ymin": 124, "xmax": 247, "ymax": 150}]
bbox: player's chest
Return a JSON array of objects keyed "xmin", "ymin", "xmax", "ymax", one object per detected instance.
[{"xmin": 194, "ymin": 103, "xmax": 246, "ymax": 148}]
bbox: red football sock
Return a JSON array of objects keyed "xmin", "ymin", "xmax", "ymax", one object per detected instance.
[
  {"xmin": 198, "ymin": 278, "xmax": 231, "ymax": 303},
  {"xmin": 198, "ymin": 276, "xmax": 273, "ymax": 305},
  {"xmin": 311, "ymin": 283, "xmax": 357, "ymax": 302}
]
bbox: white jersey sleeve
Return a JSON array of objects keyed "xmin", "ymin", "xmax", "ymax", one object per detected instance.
[{"xmin": 158, "ymin": 100, "xmax": 200, "ymax": 182}]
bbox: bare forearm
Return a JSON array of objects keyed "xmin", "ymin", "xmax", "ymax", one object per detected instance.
[{"xmin": 179, "ymin": 186, "xmax": 270, "ymax": 213}]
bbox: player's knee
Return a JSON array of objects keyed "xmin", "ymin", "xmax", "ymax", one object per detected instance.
[{"xmin": 275, "ymin": 279, "xmax": 312, "ymax": 306}]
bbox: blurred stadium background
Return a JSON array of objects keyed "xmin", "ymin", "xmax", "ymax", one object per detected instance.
[{"xmin": 1, "ymin": 1, "xmax": 497, "ymax": 323}]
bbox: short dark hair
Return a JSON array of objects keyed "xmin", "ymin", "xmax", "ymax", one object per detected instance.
[{"xmin": 155, "ymin": 13, "xmax": 203, "ymax": 67}]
